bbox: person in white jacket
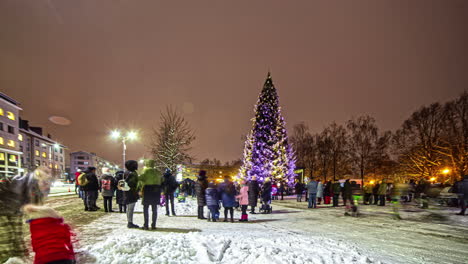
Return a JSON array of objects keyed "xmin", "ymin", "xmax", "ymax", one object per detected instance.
[{"xmin": 316, "ymin": 180, "xmax": 324, "ymax": 205}]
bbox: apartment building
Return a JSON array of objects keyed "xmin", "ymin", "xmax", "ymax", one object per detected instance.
[
  {"xmin": 70, "ymin": 151, "xmax": 119, "ymax": 178},
  {"xmin": 19, "ymin": 119, "xmax": 67, "ymax": 178},
  {"xmin": 0, "ymin": 93, "xmax": 22, "ymax": 177}
]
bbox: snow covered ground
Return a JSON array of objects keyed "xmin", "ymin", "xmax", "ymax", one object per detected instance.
[{"xmin": 72, "ymin": 197, "xmax": 467, "ymax": 264}]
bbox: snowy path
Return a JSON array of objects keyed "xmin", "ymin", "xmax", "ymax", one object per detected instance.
[{"xmin": 74, "ymin": 198, "xmax": 468, "ymax": 264}]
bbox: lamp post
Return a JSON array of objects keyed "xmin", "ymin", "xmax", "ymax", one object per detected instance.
[{"xmin": 110, "ymin": 130, "xmax": 138, "ymax": 169}]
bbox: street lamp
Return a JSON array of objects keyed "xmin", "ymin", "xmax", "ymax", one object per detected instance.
[{"xmin": 110, "ymin": 130, "xmax": 138, "ymax": 169}]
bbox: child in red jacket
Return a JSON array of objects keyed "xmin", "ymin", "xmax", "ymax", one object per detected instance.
[{"xmin": 23, "ymin": 205, "xmax": 75, "ymax": 264}]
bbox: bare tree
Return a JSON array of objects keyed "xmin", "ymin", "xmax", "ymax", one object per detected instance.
[
  {"xmin": 150, "ymin": 106, "xmax": 195, "ymax": 172},
  {"xmin": 439, "ymin": 92, "xmax": 468, "ymax": 179},
  {"xmin": 291, "ymin": 123, "xmax": 317, "ymax": 178},
  {"xmin": 393, "ymin": 103, "xmax": 445, "ymax": 178},
  {"xmin": 325, "ymin": 122, "xmax": 349, "ymax": 181},
  {"xmin": 316, "ymin": 131, "xmax": 333, "ymax": 181},
  {"xmin": 347, "ymin": 116, "xmax": 381, "ymax": 184}
]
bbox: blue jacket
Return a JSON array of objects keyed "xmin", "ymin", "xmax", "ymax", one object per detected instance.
[
  {"xmin": 218, "ymin": 181, "xmax": 237, "ymax": 207},
  {"xmin": 306, "ymin": 181, "xmax": 319, "ymax": 194},
  {"xmin": 205, "ymin": 187, "xmax": 220, "ymax": 206}
]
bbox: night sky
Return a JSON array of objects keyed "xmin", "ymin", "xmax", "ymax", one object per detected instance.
[{"xmin": 0, "ymin": 0, "xmax": 467, "ymax": 165}]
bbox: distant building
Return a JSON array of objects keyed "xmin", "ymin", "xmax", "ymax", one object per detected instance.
[
  {"xmin": 0, "ymin": 93, "xmax": 22, "ymax": 177},
  {"xmin": 70, "ymin": 151, "xmax": 119, "ymax": 178},
  {"xmin": 18, "ymin": 119, "xmax": 67, "ymax": 178}
]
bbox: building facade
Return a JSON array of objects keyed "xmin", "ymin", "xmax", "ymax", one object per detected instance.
[
  {"xmin": 19, "ymin": 119, "xmax": 67, "ymax": 178},
  {"xmin": 0, "ymin": 93, "xmax": 22, "ymax": 177},
  {"xmin": 70, "ymin": 151, "xmax": 119, "ymax": 178}
]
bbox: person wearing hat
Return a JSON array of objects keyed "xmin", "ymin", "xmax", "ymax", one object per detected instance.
[{"xmin": 195, "ymin": 170, "xmax": 208, "ymax": 219}]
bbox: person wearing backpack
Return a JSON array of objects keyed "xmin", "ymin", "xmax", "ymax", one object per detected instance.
[
  {"xmin": 123, "ymin": 160, "xmax": 140, "ymax": 228},
  {"xmin": 137, "ymin": 159, "xmax": 163, "ymax": 230},
  {"xmin": 100, "ymin": 167, "xmax": 116, "ymax": 213},
  {"xmin": 218, "ymin": 176, "xmax": 237, "ymax": 222},
  {"xmin": 115, "ymin": 171, "xmax": 127, "ymax": 213},
  {"xmin": 163, "ymin": 168, "xmax": 178, "ymax": 216},
  {"xmin": 82, "ymin": 167, "xmax": 99, "ymax": 211}
]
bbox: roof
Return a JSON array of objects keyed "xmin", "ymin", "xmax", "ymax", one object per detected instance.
[
  {"xmin": 19, "ymin": 128, "xmax": 67, "ymax": 148},
  {"xmin": 0, "ymin": 92, "xmax": 21, "ymax": 109}
]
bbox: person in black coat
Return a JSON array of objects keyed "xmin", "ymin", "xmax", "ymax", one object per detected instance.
[
  {"xmin": 163, "ymin": 168, "xmax": 178, "ymax": 216},
  {"xmin": 342, "ymin": 179, "xmax": 352, "ymax": 206},
  {"xmin": 195, "ymin": 170, "xmax": 208, "ymax": 219},
  {"xmin": 83, "ymin": 167, "xmax": 99, "ymax": 211},
  {"xmin": 372, "ymin": 183, "xmax": 380, "ymax": 205},
  {"xmin": 261, "ymin": 178, "xmax": 272, "ymax": 204},
  {"xmin": 295, "ymin": 181, "xmax": 304, "ymax": 202},
  {"xmin": 123, "ymin": 160, "xmax": 140, "ymax": 228},
  {"xmin": 248, "ymin": 176, "xmax": 260, "ymax": 214},
  {"xmin": 114, "ymin": 171, "xmax": 126, "ymax": 213}
]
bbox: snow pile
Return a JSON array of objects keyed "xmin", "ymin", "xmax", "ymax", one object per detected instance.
[
  {"xmin": 133, "ymin": 197, "xmax": 197, "ymax": 216},
  {"xmin": 84, "ymin": 232, "xmax": 381, "ymax": 264}
]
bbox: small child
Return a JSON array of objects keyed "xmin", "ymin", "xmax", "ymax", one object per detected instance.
[
  {"xmin": 23, "ymin": 204, "xmax": 75, "ymax": 264},
  {"xmin": 236, "ymin": 181, "xmax": 249, "ymax": 222},
  {"xmin": 205, "ymin": 182, "xmax": 220, "ymax": 222}
]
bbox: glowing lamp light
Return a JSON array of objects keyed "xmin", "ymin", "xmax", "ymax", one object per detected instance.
[
  {"xmin": 442, "ymin": 169, "xmax": 450, "ymax": 174},
  {"xmin": 127, "ymin": 131, "xmax": 137, "ymax": 140},
  {"xmin": 111, "ymin": 130, "xmax": 121, "ymax": 139},
  {"xmin": 54, "ymin": 143, "xmax": 60, "ymax": 149},
  {"xmin": 430, "ymin": 177, "xmax": 436, "ymax": 182},
  {"xmin": 370, "ymin": 180, "xmax": 375, "ymax": 185}
]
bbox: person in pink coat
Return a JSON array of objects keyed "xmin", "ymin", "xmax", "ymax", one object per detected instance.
[{"xmin": 236, "ymin": 181, "xmax": 250, "ymax": 222}]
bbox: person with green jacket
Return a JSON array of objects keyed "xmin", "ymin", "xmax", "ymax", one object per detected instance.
[
  {"xmin": 378, "ymin": 180, "xmax": 388, "ymax": 206},
  {"xmin": 332, "ymin": 181, "xmax": 342, "ymax": 207},
  {"xmin": 138, "ymin": 159, "xmax": 163, "ymax": 230}
]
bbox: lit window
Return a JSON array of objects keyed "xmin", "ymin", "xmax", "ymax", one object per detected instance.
[
  {"xmin": 0, "ymin": 108, "xmax": 3, "ymax": 116},
  {"xmin": 54, "ymin": 164, "xmax": 58, "ymax": 169},
  {"xmin": 18, "ymin": 134, "xmax": 23, "ymax": 141},
  {"xmin": 6, "ymin": 112, "xmax": 15, "ymax": 121},
  {"xmin": 42, "ymin": 152, "xmax": 47, "ymax": 158},
  {"xmin": 49, "ymin": 164, "xmax": 52, "ymax": 168},
  {"xmin": 35, "ymin": 150, "xmax": 40, "ymax": 156},
  {"xmin": 7, "ymin": 140, "xmax": 15, "ymax": 147},
  {"xmin": 0, "ymin": 137, "xmax": 3, "ymax": 145},
  {"xmin": 0, "ymin": 153, "xmax": 4, "ymax": 160}
]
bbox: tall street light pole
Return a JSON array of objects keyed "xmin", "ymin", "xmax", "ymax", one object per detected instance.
[{"xmin": 110, "ymin": 130, "xmax": 138, "ymax": 169}]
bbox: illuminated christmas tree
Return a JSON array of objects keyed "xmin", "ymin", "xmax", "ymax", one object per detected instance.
[{"xmin": 240, "ymin": 72, "xmax": 296, "ymax": 185}]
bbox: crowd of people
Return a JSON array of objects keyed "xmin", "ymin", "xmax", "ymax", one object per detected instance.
[{"xmin": 75, "ymin": 159, "xmax": 179, "ymax": 230}]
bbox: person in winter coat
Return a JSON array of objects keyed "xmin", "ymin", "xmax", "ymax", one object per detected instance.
[
  {"xmin": 295, "ymin": 181, "xmax": 304, "ymax": 202},
  {"xmin": 316, "ymin": 180, "xmax": 324, "ymax": 205},
  {"xmin": 23, "ymin": 204, "xmax": 75, "ymax": 264},
  {"xmin": 218, "ymin": 176, "xmax": 237, "ymax": 222},
  {"xmin": 137, "ymin": 159, "xmax": 163, "ymax": 230},
  {"xmin": 195, "ymin": 170, "xmax": 208, "ymax": 219},
  {"xmin": 372, "ymin": 183, "xmax": 380, "ymax": 205},
  {"xmin": 342, "ymin": 179, "xmax": 352, "ymax": 206},
  {"xmin": 363, "ymin": 183, "xmax": 373, "ymax": 205},
  {"xmin": 279, "ymin": 181, "xmax": 285, "ymax": 200},
  {"xmin": 261, "ymin": 178, "xmax": 272, "ymax": 206},
  {"xmin": 115, "ymin": 171, "xmax": 126, "ymax": 213},
  {"xmin": 324, "ymin": 181, "xmax": 332, "ymax": 204},
  {"xmin": 306, "ymin": 178, "xmax": 319, "ymax": 208},
  {"xmin": 236, "ymin": 180, "xmax": 250, "ymax": 221},
  {"xmin": 205, "ymin": 182, "xmax": 220, "ymax": 222},
  {"xmin": 0, "ymin": 166, "xmax": 53, "ymax": 263},
  {"xmin": 123, "ymin": 160, "xmax": 140, "ymax": 228},
  {"xmin": 248, "ymin": 176, "xmax": 260, "ymax": 214},
  {"xmin": 163, "ymin": 168, "xmax": 178, "ymax": 216},
  {"xmin": 332, "ymin": 180, "xmax": 341, "ymax": 207},
  {"xmin": 378, "ymin": 180, "xmax": 388, "ymax": 206},
  {"xmin": 82, "ymin": 167, "xmax": 99, "ymax": 211},
  {"xmin": 100, "ymin": 167, "xmax": 116, "ymax": 213},
  {"xmin": 455, "ymin": 175, "xmax": 468, "ymax": 215}
]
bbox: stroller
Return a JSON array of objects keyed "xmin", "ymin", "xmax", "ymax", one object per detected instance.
[{"xmin": 259, "ymin": 200, "xmax": 272, "ymax": 214}]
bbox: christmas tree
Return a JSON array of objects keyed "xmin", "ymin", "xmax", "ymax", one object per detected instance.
[{"xmin": 239, "ymin": 72, "xmax": 296, "ymax": 185}]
